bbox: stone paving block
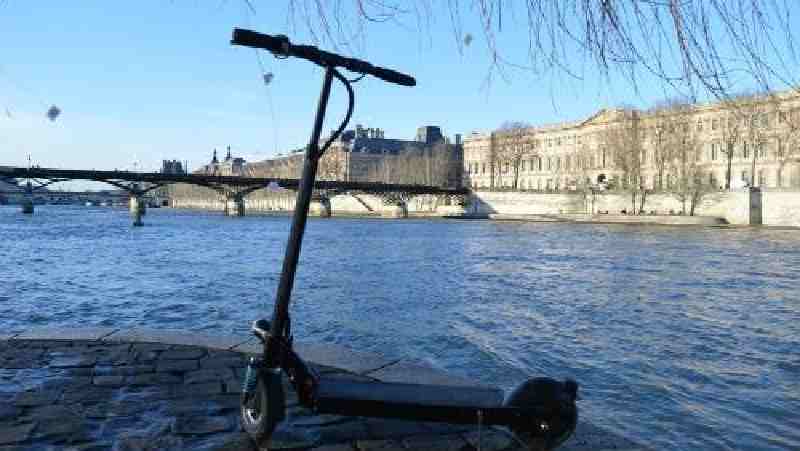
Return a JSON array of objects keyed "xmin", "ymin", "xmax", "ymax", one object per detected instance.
[
  {"xmin": 65, "ymin": 368, "xmax": 94, "ymax": 377},
  {"xmin": 355, "ymin": 439, "xmax": 407, "ymax": 450},
  {"xmin": 290, "ymin": 414, "xmax": 350, "ymax": 428},
  {"xmin": 34, "ymin": 418, "xmax": 89, "ymax": 443},
  {"xmin": 15, "ymin": 328, "xmax": 119, "ymax": 341},
  {"xmin": 49, "ymin": 354, "xmax": 97, "ymax": 369},
  {"xmin": 366, "ymin": 360, "xmax": 480, "ymax": 387},
  {"xmin": 462, "ymin": 428, "xmax": 517, "ymax": 451},
  {"xmin": 223, "ymin": 380, "xmax": 242, "ymax": 394},
  {"xmin": 63, "ymin": 442, "xmax": 113, "ymax": 451},
  {"xmin": 363, "ymin": 418, "xmax": 435, "ymax": 440},
  {"xmin": 94, "ymin": 365, "xmax": 153, "ymax": 377},
  {"xmin": 85, "ymin": 400, "xmax": 159, "ymax": 419},
  {"xmin": 171, "ymin": 382, "xmax": 223, "ymax": 398},
  {"xmin": 172, "ymin": 416, "xmax": 231, "ymax": 435},
  {"xmin": 129, "ymin": 343, "xmax": 172, "ymax": 353},
  {"xmin": 184, "ymin": 368, "xmax": 235, "ymax": 385},
  {"xmin": 200, "ymin": 357, "xmax": 247, "ymax": 370},
  {"xmin": 104, "ymin": 328, "xmax": 248, "ymax": 351},
  {"xmin": 127, "ymin": 372, "xmax": 181, "ymax": 386},
  {"xmin": 157, "ymin": 359, "xmax": 199, "ymax": 373},
  {"xmin": 113, "ymin": 433, "xmax": 185, "ymax": 451},
  {"xmin": 164, "ymin": 399, "xmax": 212, "ymax": 416},
  {"xmin": 62, "ymin": 387, "xmax": 115, "ymax": 405},
  {"xmin": 208, "ymin": 394, "xmax": 240, "ymax": 412},
  {"xmin": 60, "ymin": 376, "xmax": 94, "ymax": 391},
  {"xmin": 0, "ymin": 422, "xmax": 35, "ymax": 445},
  {"xmin": 315, "ymin": 444, "xmax": 359, "ymax": 451},
  {"xmin": 23, "ymin": 404, "xmax": 82, "ymax": 421},
  {"xmin": 160, "ymin": 347, "xmax": 207, "ymax": 360},
  {"xmin": 0, "ymin": 405, "xmax": 20, "ymax": 421},
  {"xmin": 13, "ymin": 340, "xmax": 66, "ymax": 348},
  {"xmin": 402, "ymin": 434, "xmax": 471, "ymax": 451},
  {"xmin": 317, "ymin": 419, "xmax": 371, "ymax": 444},
  {"xmin": 2, "ymin": 348, "xmax": 45, "ymax": 360},
  {"xmin": 14, "ymin": 390, "xmax": 60, "ymax": 407},
  {"xmin": 93, "ymin": 350, "xmax": 133, "ymax": 366},
  {"xmin": 2, "ymin": 358, "xmax": 45, "ymax": 370},
  {"xmin": 206, "ymin": 349, "xmax": 246, "ymax": 360},
  {"xmin": 269, "ymin": 423, "xmax": 322, "ymax": 450},
  {"xmin": 420, "ymin": 422, "xmax": 475, "ymax": 435},
  {"xmin": 198, "ymin": 431, "xmax": 258, "ymax": 451},
  {"xmin": 93, "ymin": 376, "xmax": 125, "ymax": 387}
]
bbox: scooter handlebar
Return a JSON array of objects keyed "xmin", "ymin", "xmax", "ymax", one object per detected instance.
[{"xmin": 231, "ymin": 28, "xmax": 416, "ymax": 87}]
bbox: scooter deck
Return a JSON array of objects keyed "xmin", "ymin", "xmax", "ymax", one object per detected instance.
[{"xmin": 316, "ymin": 376, "xmax": 537, "ymax": 425}]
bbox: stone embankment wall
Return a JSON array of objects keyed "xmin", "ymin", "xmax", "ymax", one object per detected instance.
[
  {"xmin": 761, "ymin": 190, "xmax": 800, "ymax": 226},
  {"xmin": 469, "ymin": 189, "xmax": 800, "ymax": 226},
  {"xmin": 167, "ymin": 185, "xmax": 444, "ymax": 215}
]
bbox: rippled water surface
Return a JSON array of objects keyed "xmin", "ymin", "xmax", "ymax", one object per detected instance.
[{"xmin": 2, "ymin": 205, "xmax": 799, "ymax": 449}]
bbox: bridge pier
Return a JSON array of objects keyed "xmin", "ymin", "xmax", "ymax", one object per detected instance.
[
  {"xmin": 21, "ymin": 198, "xmax": 34, "ymax": 215},
  {"xmin": 309, "ymin": 195, "xmax": 331, "ymax": 218},
  {"xmin": 129, "ymin": 195, "xmax": 146, "ymax": 226},
  {"xmin": 381, "ymin": 202, "xmax": 408, "ymax": 218},
  {"xmin": 21, "ymin": 181, "xmax": 34, "ymax": 214},
  {"xmin": 225, "ymin": 195, "xmax": 246, "ymax": 217}
]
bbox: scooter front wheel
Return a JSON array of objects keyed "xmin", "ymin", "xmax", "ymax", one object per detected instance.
[{"xmin": 240, "ymin": 366, "xmax": 285, "ymax": 446}]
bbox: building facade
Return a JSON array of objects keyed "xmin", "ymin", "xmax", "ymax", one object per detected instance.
[
  {"xmin": 463, "ymin": 91, "xmax": 800, "ymax": 191},
  {"xmin": 198, "ymin": 146, "xmax": 247, "ymax": 176},
  {"xmin": 205, "ymin": 125, "xmax": 463, "ymax": 188}
]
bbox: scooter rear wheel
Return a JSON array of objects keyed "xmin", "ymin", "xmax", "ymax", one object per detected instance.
[{"xmin": 504, "ymin": 378, "xmax": 578, "ymax": 450}]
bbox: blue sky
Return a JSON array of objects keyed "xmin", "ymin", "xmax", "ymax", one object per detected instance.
[{"xmin": 0, "ymin": 2, "xmax": 792, "ymax": 180}]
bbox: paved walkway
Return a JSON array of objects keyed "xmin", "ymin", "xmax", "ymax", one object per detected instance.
[{"xmin": 0, "ymin": 328, "xmax": 647, "ymax": 450}]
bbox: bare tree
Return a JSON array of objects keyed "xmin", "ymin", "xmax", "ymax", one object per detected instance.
[
  {"xmin": 366, "ymin": 143, "xmax": 454, "ymax": 186},
  {"xmin": 318, "ymin": 147, "xmax": 347, "ymax": 180},
  {"xmin": 667, "ymin": 115, "xmax": 714, "ymax": 215},
  {"xmin": 494, "ymin": 121, "xmax": 534, "ymax": 190},
  {"xmin": 764, "ymin": 92, "xmax": 800, "ymax": 187},
  {"xmin": 717, "ymin": 107, "xmax": 743, "ymax": 190},
  {"xmin": 647, "ymin": 100, "xmax": 686, "ymax": 192},
  {"xmin": 259, "ymin": 1, "xmax": 800, "ymax": 99},
  {"xmin": 737, "ymin": 97, "xmax": 771, "ymax": 187},
  {"xmin": 601, "ymin": 109, "xmax": 646, "ymax": 213}
]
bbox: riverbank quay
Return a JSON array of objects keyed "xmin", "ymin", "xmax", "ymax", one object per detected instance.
[
  {"xmin": 487, "ymin": 214, "xmax": 729, "ymax": 226},
  {"xmin": 0, "ymin": 328, "xmax": 647, "ymax": 451}
]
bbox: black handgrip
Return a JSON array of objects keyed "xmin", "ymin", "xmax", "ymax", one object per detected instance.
[
  {"xmin": 231, "ymin": 28, "xmax": 289, "ymax": 55},
  {"xmin": 231, "ymin": 28, "xmax": 416, "ymax": 87}
]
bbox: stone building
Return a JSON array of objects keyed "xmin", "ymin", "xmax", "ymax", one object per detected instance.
[
  {"xmin": 160, "ymin": 160, "xmax": 187, "ymax": 175},
  {"xmin": 197, "ymin": 146, "xmax": 246, "ymax": 176},
  {"xmin": 463, "ymin": 90, "xmax": 800, "ymax": 191},
  {"xmin": 233, "ymin": 125, "xmax": 463, "ymax": 188}
]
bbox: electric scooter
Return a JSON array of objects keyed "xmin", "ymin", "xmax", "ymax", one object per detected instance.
[{"xmin": 230, "ymin": 28, "xmax": 579, "ymax": 450}]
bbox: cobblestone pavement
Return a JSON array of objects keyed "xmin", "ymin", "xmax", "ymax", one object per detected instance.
[{"xmin": 0, "ymin": 330, "xmax": 647, "ymax": 451}]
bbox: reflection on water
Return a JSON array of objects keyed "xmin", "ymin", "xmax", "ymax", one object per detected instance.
[{"xmin": 1, "ymin": 205, "xmax": 798, "ymax": 450}]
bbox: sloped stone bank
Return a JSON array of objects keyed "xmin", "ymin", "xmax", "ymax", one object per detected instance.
[{"xmin": 0, "ymin": 328, "xmax": 647, "ymax": 450}]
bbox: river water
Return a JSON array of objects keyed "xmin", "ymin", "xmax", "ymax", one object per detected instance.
[{"xmin": 1, "ymin": 205, "xmax": 798, "ymax": 450}]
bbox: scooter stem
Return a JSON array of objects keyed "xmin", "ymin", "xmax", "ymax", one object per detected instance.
[{"xmin": 268, "ymin": 67, "xmax": 335, "ymax": 360}]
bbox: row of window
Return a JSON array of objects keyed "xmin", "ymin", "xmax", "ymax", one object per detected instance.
[
  {"xmin": 469, "ymin": 167, "xmax": 793, "ymax": 190},
  {"xmin": 466, "ymin": 138, "xmax": 795, "ymax": 175},
  {"xmin": 468, "ymin": 109, "xmax": 799, "ymax": 153}
]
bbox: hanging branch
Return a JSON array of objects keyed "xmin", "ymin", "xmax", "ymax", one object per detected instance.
[{"xmin": 244, "ymin": 0, "xmax": 800, "ymax": 99}]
